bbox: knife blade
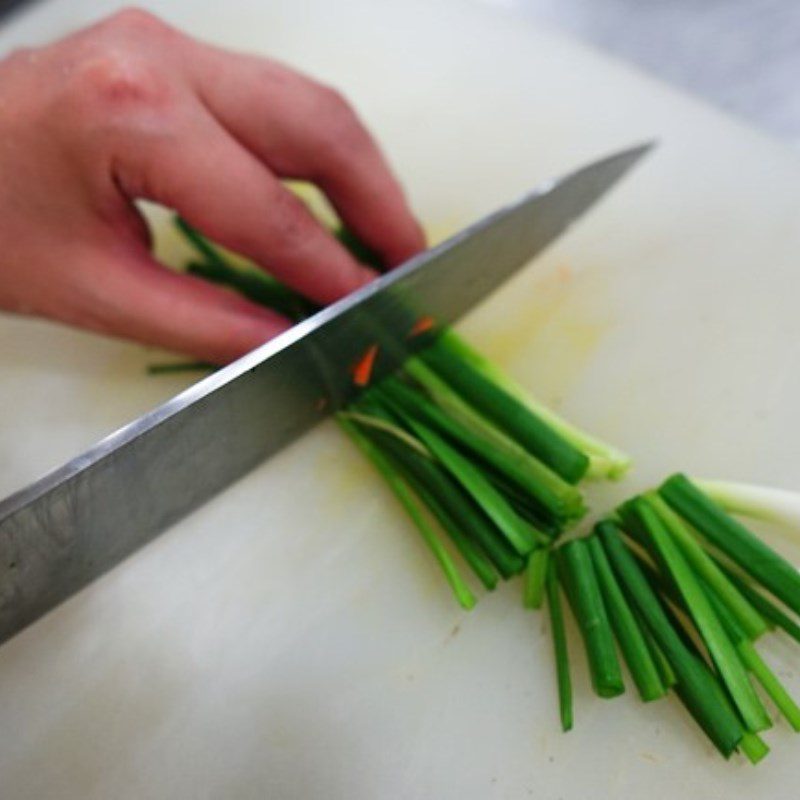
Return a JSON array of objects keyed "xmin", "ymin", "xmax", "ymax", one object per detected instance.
[{"xmin": 0, "ymin": 143, "xmax": 651, "ymax": 644}]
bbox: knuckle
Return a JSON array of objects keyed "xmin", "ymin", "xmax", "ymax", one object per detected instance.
[{"xmin": 70, "ymin": 51, "xmax": 169, "ymax": 111}]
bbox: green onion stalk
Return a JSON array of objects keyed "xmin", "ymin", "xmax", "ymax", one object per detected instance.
[
  {"xmin": 165, "ymin": 211, "xmax": 626, "ymax": 611},
  {"xmin": 155, "ymin": 205, "xmax": 800, "ymax": 766}
]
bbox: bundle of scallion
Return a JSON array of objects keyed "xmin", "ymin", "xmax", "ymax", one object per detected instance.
[
  {"xmin": 166, "ymin": 214, "xmax": 629, "ymax": 611},
  {"xmin": 157, "ymin": 210, "xmax": 800, "ymax": 766},
  {"xmin": 539, "ymin": 474, "xmax": 800, "ymax": 764}
]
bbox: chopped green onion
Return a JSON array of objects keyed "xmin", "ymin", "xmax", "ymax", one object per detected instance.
[
  {"xmin": 641, "ymin": 623, "xmax": 677, "ymax": 689},
  {"xmin": 381, "ymin": 408, "xmax": 544, "ymax": 556},
  {"xmin": 739, "ymin": 641, "xmax": 800, "ymax": 732},
  {"xmin": 559, "ymin": 539, "xmax": 625, "ymax": 698},
  {"xmin": 338, "ymin": 409, "xmax": 432, "ymax": 459},
  {"xmin": 588, "ymin": 532, "xmax": 665, "ymax": 702},
  {"xmin": 629, "ymin": 496, "xmax": 771, "ymax": 733},
  {"xmin": 646, "ymin": 492, "xmax": 768, "ymax": 640},
  {"xmin": 355, "ymin": 406, "xmax": 524, "ymax": 581},
  {"xmin": 420, "ymin": 341, "xmax": 589, "ymax": 483},
  {"xmin": 660, "ymin": 473, "xmax": 800, "ymax": 618},
  {"xmin": 739, "ymin": 732, "xmax": 770, "ymax": 765},
  {"xmin": 523, "ymin": 547, "xmax": 550, "ymax": 609},
  {"xmin": 433, "ymin": 330, "xmax": 631, "ymax": 478},
  {"xmin": 175, "ymin": 216, "xmax": 229, "ymax": 269},
  {"xmin": 598, "ymin": 522, "xmax": 744, "ymax": 757},
  {"xmin": 695, "ymin": 479, "xmax": 800, "ymax": 531},
  {"xmin": 337, "ymin": 415, "xmax": 475, "ymax": 610},
  {"xmin": 722, "ymin": 567, "xmax": 800, "ymax": 645},
  {"xmin": 380, "ymin": 375, "xmax": 584, "ymax": 521},
  {"xmin": 399, "ymin": 468, "xmax": 499, "ymax": 592},
  {"xmin": 546, "ymin": 558, "xmax": 573, "ymax": 732},
  {"xmin": 704, "ymin": 581, "xmax": 800, "ymax": 732}
]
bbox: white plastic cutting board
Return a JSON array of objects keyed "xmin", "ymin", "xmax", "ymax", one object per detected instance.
[{"xmin": 1, "ymin": 1, "xmax": 800, "ymax": 798}]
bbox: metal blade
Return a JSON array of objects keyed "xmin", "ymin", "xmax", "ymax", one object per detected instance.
[{"xmin": 0, "ymin": 143, "xmax": 652, "ymax": 644}]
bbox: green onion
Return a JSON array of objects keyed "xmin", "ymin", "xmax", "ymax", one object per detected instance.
[
  {"xmin": 629, "ymin": 496, "xmax": 771, "ymax": 733},
  {"xmin": 660, "ymin": 474, "xmax": 800, "ymax": 618},
  {"xmin": 380, "ymin": 375, "xmax": 584, "ymax": 521},
  {"xmin": 175, "ymin": 216, "xmax": 229, "ymax": 269},
  {"xmin": 420, "ymin": 341, "xmax": 589, "ymax": 483},
  {"xmin": 379, "ymin": 403, "xmax": 544, "ymax": 556},
  {"xmin": 433, "ymin": 329, "xmax": 631, "ymax": 478},
  {"xmin": 185, "ymin": 260, "xmax": 312, "ymax": 321},
  {"xmin": 739, "ymin": 732, "xmax": 770, "ymax": 765},
  {"xmin": 695, "ymin": 479, "xmax": 800, "ymax": 532},
  {"xmin": 559, "ymin": 538, "xmax": 625, "ymax": 698},
  {"xmin": 723, "ymin": 567, "xmax": 800, "ymax": 645},
  {"xmin": 546, "ymin": 557, "xmax": 573, "ymax": 732},
  {"xmin": 337, "ymin": 415, "xmax": 475, "ymax": 610},
  {"xmin": 360, "ymin": 428, "xmax": 499, "ymax": 590},
  {"xmin": 641, "ymin": 623, "xmax": 677, "ymax": 689},
  {"xmin": 598, "ymin": 521, "xmax": 744, "ymax": 757},
  {"xmin": 704, "ymin": 579, "xmax": 800, "ymax": 731},
  {"xmin": 353, "ymin": 397, "xmax": 524, "ymax": 580},
  {"xmin": 484, "ymin": 471, "xmax": 562, "ymax": 538},
  {"xmin": 587, "ymin": 531, "xmax": 665, "ymax": 701},
  {"xmin": 646, "ymin": 492, "xmax": 768, "ymax": 640},
  {"xmin": 523, "ymin": 547, "xmax": 550, "ymax": 609}
]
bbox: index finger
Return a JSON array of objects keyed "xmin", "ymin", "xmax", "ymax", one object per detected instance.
[{"xmin": 190, "ymin": 46, "xmax": 427, "ymax": 267}]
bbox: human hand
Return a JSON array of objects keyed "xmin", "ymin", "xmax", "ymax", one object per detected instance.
[{"xmin": 0, "ymin": 8, "xmax": 425, "ymax": 363}]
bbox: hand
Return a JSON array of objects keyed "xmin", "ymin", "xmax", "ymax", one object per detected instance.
[{"xmin": 0, "ymin": 8, "xmax": 425, "ymax": 363}]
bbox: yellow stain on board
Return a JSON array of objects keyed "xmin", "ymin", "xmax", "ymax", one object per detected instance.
[{"xmin": 464, "ymin": 261, "xmax": 613, "ymax": 405}]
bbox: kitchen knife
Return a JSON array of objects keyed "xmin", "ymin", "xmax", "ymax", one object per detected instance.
[{"xmin": 0, "ymin": 143, "xmax": 651, "ymax": 644}]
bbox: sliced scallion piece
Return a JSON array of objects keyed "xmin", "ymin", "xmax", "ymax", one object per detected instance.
[
  {"xmin": 722, "ymin": 566, "xmax": 800, "ymax": 646},
  {"xmin": 546, "ymin": 557, "xmax": 573, "ymax": 732},
  {"xmin": 420, "ymin": 342, "xmax": 589, "ymax": 483},
  {"xmin": 432, "ymin": 330, "xmax": 631, "ymax": 478},
  {"xmin": 588, "ymin": 529, "xmax": 665, "ymax": 702},
  {"xmin": 646, "ymin": 492, "xmax": 768, "ymax": 640},
  {"xmin": 630, "ymin": 496, "xmax": 772, "ymax": 734},
  {"xmin": 695, "ymin": 479, "xmax": 800, "ymax": 532},
  {"xmin": 704, "ymin": 579, "xmax": 800, "ymax": 732},
  {"xmin": 559, "ymin": 539, "xmax": 625, "ymax": 698},
  {"xmin": 354, "ymin": 406, "xmax": 524, "ymax": 581},
  {"xmin": 660, "ymin": 474, "xmax": 800, "ymax": 618},
  {"xmin": 380, "ymin": 375, "xmax": 584, "ymax": 521},
  {"xmin": 523, "ymin": 547, "xmax": 550, "ymax": 609},
  {"xmin": 380, "ymin": 405, "xmax": 544, "ymax": 556},
  {"xmin": 337, "ymin": 415, "xmax": 475, "ymax": 610},
  {"xmin": 739, "ymin": 732, "xmax": 770, "ymax": 765},
  {"xmin": 598, "ymin": 521, "xmax": 744, "ymax": 758},
  {"xmin": 641, "ymin": 623, "xmax": 677, "ymax": 689}
]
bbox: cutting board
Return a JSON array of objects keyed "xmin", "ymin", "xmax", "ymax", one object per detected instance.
[{"xmin": 1, "ymin": 1, "xmax": 800, "ymax": 798}]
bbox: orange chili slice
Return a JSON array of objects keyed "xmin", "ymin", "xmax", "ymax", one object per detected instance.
[
  {"xmin": 352, "ymin": 344, "xmax": 380, "ymax": 387},
  {"xmin": 408, "ymin": 315, "xmax": 436, "ymax": 338}
]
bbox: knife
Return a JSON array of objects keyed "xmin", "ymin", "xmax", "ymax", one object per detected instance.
[{"xmin": 0, "ymin": 143, "xmax": 651, "ymax": 645}]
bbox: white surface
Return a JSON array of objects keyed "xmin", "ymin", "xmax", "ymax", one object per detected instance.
[{"xmin": 1, "ymin": 1, "xmax": 800, "ymax": 798}]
